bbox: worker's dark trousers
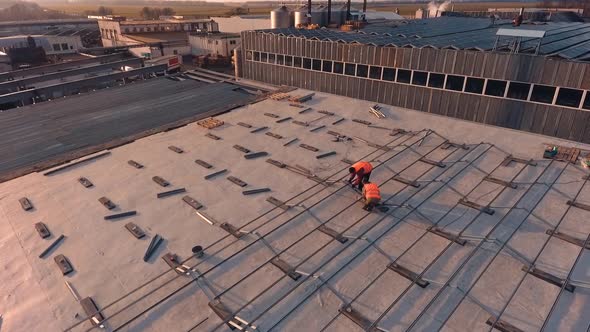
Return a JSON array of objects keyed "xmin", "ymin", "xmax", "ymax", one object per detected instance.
[
  {"xmin": 358, "ymin": 171, "xmax": 372, "ymax": 190},
  {"xmin": 363, "ymin": 198, "xmax": 380, "ymax": 211}
]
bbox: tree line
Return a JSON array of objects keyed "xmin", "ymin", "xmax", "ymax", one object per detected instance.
[{"xmin": 0, "ymin": 2, "xmax": 71, "ymax": 21}]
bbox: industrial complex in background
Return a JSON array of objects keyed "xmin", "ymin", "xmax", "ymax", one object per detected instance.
[{"xmin": 3, "ymin": 2, "xmax": 590, "ymax": 332}]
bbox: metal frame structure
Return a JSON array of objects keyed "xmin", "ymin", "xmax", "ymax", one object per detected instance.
[
  {"xmin": 65, "ymin": 127, "xmax": 427, "ymax": 331},
  {"xmin": 62, "ymin": 119, "xmax": 590, "ymax": 332}
]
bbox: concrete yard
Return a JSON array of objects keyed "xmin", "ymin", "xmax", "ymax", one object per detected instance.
[
  {"xmin": 1, "ymin": 87, "xmax": 590, "ymax": 332},
  {"xmin": 0, "ymin": 78, "xmax": 255, "ymax": 182}
]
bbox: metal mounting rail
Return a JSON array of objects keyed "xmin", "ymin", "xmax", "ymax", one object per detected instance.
[
  {"xmin": 220, "ymin": 144, "xmax": 494, "ymax": 332},
  {"xmin": 67, "ymin": 130, "xmax": 427, "ymax": 332}
]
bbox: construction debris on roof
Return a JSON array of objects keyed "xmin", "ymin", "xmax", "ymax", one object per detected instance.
[{"xmin": 2, "ymin": 86, "xmax": 590, "ymax": 332}]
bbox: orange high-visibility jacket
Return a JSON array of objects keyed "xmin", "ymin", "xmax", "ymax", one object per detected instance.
[
  {"xmin": 363, "ymin": 183, "xmax": 381, "ymax": 200},
  {"xmin": 352, "ymin": 161, "xmax": 373, "ymax": 174}
]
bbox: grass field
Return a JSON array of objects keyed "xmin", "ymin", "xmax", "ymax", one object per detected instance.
[
  {"xmin": 46, "ymin": 3, "xmax": 271, "ymax": 18},
  {"xmin": 371, "ymin": 1, "xmax": 545, "ymax": 16},
  {"xmin": 46, "ymin": 1, "xmax": 545, "ymax": 19}
]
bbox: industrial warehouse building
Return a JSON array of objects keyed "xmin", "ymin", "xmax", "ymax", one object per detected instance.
[
  {"xmin": 6, "ymin": 10, "xmax": 590, "ymax": 332},
  {"xmin": 97, "ymin": 16, "xmax": 219, "ymax": 58},
  {"xmin": 239, "ymin": 17, "xmax": 590, "ymax": 143},
  {"xmin": 190, "ymin": 32, "xmax": 241, "ymax": 57}
]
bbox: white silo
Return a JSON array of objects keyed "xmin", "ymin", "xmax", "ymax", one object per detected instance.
[
  {"xmin": 293, "ymin": 6, "xmax": 307, "ymax": 27},
  {"xmin": 294, "ymin": 5, "xmax": 325, "ymax": 27}
]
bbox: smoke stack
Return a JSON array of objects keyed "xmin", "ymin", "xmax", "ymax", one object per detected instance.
[
  {"xmin": 346, "ymin": 0, "xmax": 351, "ymax": 21},
  {"xmin": 327, "ymin": 0, "xmax": 331, "ymax": 25},
  {"xmin": 363, "ymin": 0, "xmax": 367, "ymax": 15},
  {"xmin": 519, "ymin": 7, "xmax": 524, "ymax": 15},
  {"xmin": 308, "ymin": 0, "xmax": 312, "ymax": 25}
]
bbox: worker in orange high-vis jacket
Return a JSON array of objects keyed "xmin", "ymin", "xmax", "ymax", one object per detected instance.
[
  {"xmin": 362, "ymin": 179, "xmax": 381, "ymax": 211},
  {"xmin": 348, "ymin": 160, "xmax": 373, "ymax": 191}
]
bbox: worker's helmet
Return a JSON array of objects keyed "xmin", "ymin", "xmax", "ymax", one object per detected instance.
[{"xmin": 349, "ymin": 167, "xmax": 355, "ymax": 173}]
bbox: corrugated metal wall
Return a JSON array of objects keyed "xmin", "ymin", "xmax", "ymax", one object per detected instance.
[{"xmin": 241, "ymin": 31, "xmax": 590, "ymax": 143}]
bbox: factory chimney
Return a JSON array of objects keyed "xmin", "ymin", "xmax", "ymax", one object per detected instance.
[
  {"xmin": 327, "ymin": 0, "xmax": 331, "ymax": 25},
  {"xmin": 308, "ymin": 0, "xmax": 312, "ymax": 25},
  {"xmin": 346, "ymin": 0, "xmax": 351, "ymax": 20},
  {"xmin": 513, "ymin": 7, "xmax": 524, "ymax": 26}
]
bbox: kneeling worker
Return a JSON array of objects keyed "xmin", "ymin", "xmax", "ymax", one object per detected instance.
[
  {"xmin": 362, "ymin": 180, "xmax": 381, "ymax": 211},
  {"xmin": 349, "ymin": 160, "xmax": 373, "ymax": 191}
]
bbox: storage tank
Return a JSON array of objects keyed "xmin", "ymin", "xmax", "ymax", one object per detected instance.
[
  {"xmin": 271, "ymin": 6, "xmax": 291, "ymax": 29},
  {"xmin": 311, "ymin": 6, "xmax": 325, "ymax": 26},
  {"xmin": 294, "ymin": 5, "xmax": 325, "ymax": 27},
  {"xmin": 293, "ymin": 6, "xmax": 307, "ymax": 27},
  {"xmin": 318, "ymin": 5, "xmax": 328, "ymax": 26},
  {"xmin": 339, "ymin": 4, "xmax": 350, "ymax": 24},
  {"xmin": 330, "ymin": 4, "xmax": 347, "ymax": 25}
]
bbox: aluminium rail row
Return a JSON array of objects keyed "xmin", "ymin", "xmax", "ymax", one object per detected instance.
[
  {"xmin": 208, "ymin": 141, "xmax": 492, "ymax": 332},
  {"xmin": 405, "ymin": 159, "xmax": 566, "ymax": 331},
  {"xmin": 90, "ymin": 134, "xmax": 492, "ymax": 330},
  {"xmin": 95, "ymin": 130, "xmax": 440, "ymax": 332},
  {"xmin": 411, "ymin": 159, "xmax": 575, "ymax": 332},
  {"xmin": 316, "ymin": 159, "xmax": 590, "ymax": 332},
  {"xmin": 65, "ymin": 123, "xmax": 429, "ymax": 331},
  {"xmin": 64, "ymin": 109, "xmax": 590, "ymax": 332},
  {"xmin": 358, "ymin": 152, "xmax": 538, "ymax": 330},
  {"xmin": 202, "ymin": 133, "xmax": 470, "ymax": 331},
  {"xmin": 211, "ymin": 148, "xmax": 589, "ymax": 331},
  {"xmin": 261, "ymin": 143, "xmax": 523, "ymax": 332},
  {"xmin": 487, "ymin": 166, "xmax": 590, "ymax": 332}
]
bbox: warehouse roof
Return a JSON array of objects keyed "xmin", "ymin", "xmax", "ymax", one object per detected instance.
[
  {"xmin": 259, "ymin": 17, "xmax": 590, "ymax": 61},
  {"xmin": 0, "ymin": 78, "xmax": 255, "ymax": 182},
  {"xmin": 126, "ymin": 32, "xmax": 189, "ymax": 43},
  {"xmin": 1, "ymin": 86, "xmax": 590, "ymax": 332},
  {"xmin": 119, "ymin": 18, "xmax": 213, "ymax": 25}
]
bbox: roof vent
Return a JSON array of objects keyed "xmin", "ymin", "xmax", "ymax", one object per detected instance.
[{"xmin": 494, "ymin": 28, "xmax": 546, "ymax": 55}]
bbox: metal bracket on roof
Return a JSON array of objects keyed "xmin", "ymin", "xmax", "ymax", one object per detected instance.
[
  {"xmin": 195, "ymin": 159, "xmax": 213, "ymax": 169},
  {"xmin": 441, "ymin": 141, "xmax": 469, "ymax": 150},
  {"xmin": 157, "ymin": 188, "xmax": 186, "ymax": 198},
  {"xmin": 220, "ymin": 222, "xmax": 246, "ymax": 239},
  {"xmin": 484, "ymin": 176, "xmax": 518, "ymax": 189},
  {"xmin": 152, "ymin": 176, "xmax": 170, "ymax": 187},
  {"xmin": 429, "ymin": 227, "xmax": 467, "ymax": 246},
  {"xmin": 128, "ymin": 160, "xmax": 143, "ymax": 168},
  {"xmin": 296, "ymin": 269, "xmax": 348, "ymax": 305},
  {"xmin": 318, "ymin": 225, "xmax": 348, "ymax": 244},
  {"xmin": 227, "ymin": 176, "xmax": 247, "ymax": 187},
  {"xmin": 271, "ymin": 257, "xmax": 302, "ymax": 281},
  {"xmin": 546, "ymin": 230, "xmax": 590, "ymax": 249},
  {"xmin": 209, "ymin": 300, "xmax": 258, "ymax": 331},
  {"xmin": 266, "ymin": 196, "xmax": 291, "ymax": 210},
  {"xmin": 265, "ymin": 132, "xmax": 283, "ymax": 139},
  {"xmin": 78, "ymin": 177, "xmax": 93, "ymax": 188},
  {"xmin": 104, "ymin": 211, "xmax": 137, "ymax": 220},
  {"xmin": 501, "ymin": 155, "xmax": 537, "ymax": 167},
  {"xmin": 162, "ymin": 253, "xmax": 192, "ymax": 276},
  {"xmin": 387, "ymin": 262, "xmax": 429, "ymax": 288},
  {"xmin": 392, "ymin": 175, "xmax": 420, "ymax": 188},
  {"xmin": 458, "ymin": 198, "xmax": 495, "ymax": 215},
  {"xmin": 485, "ymin": 316, "xmax": 524, "ymax": 332},
  {"xmin": 19, "ymin": 197, "xmax": 33, "ymax": 211},
  {"xmin": 80, "ymin": 297, "xmax": 105, "ymax": 328},
  {"xmin": 339, "ymin": 306, "xmax": 380, "ymax": 332},
  {"xmin": 420, "ymin": 157, "xmax": 446, "ymax": 168},
  {"xmin": 567, "ymin": 200, "xmax": 590, "ymax": 212},
  {"xmin": 521, "ymin": 265, "xmax": 575, "ymax": 292},
  {"xmin": 233, "ymin": 144, "xmax": 251, "ymax": 153},
  {"xmin": 204, "ymin": 169, "xmax": 228, "ymax": 180}
]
